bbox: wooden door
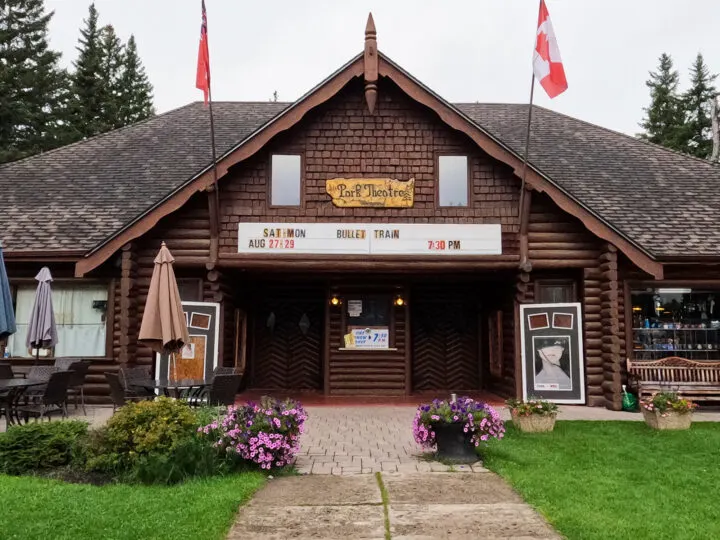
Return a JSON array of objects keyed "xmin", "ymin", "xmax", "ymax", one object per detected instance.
[
  {"xmin": 412, "ymin": 291, "xmax": 480, "ymax": 391},
  {"xmin": 250, "ymin": 288, "xmax": 323, "ymax": 390}
]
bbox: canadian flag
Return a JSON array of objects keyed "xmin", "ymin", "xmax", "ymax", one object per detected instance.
[{"xmin": 533, "ymin": 0, "xmax": 567, "ymax": 98}]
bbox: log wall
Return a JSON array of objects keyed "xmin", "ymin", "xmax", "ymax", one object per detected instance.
[{"xmin": 328, "ymin": 301, "xmax": 407, "ymax": 395}]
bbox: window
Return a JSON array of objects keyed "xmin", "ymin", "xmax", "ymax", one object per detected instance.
[
  {"xmin": 7, "ymin": 284, "xmax": 108, "ymax": 358},
  {"xmin": 631, "ymin": 287, "xmax": 720, "ymax": 361},
  {"xmin": 270, "ymin": 154, "xmax": 301, "ymax": 206},
  {"xmin": 536, "ymin": 280, "xmax": 576, "ymax": 303},
  {"xmin": 438, "ymin": 155, "xmax": 468, "ymax": 207},
  {"xmin": 344, "ymin": 295, "xmax": 391, "ymax": 349},
  {"xmin": 177, "ymin": 279, "xmax": 202, "ymax": 302}
]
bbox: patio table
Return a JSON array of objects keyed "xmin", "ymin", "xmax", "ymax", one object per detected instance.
[
  {"xmin": 132, "ymin": 378, "xmax": 212, "ymax": 401},
  {"xmin": 0, "ymin": 379, "xmax": 45, "ymax": 428}
]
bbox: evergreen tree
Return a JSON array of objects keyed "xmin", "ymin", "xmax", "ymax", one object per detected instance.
[
  {"xmin": 69, "ymin": 3, "xmax": 109, "ymax": 138},
  {"xmin": 0, "ymin": 0, "xmax": 72, "ymax": 163},
  {"xmin": 639, "ymin": 53, "xmax": 685, "ymax": 151},
  {"xmin": 98, "ymin": 24, "xmax": 124, "ymax": 129},
  {"xmin": 116, "ymin": 35, "xmax": 154, "ymax": 125},
  {"xmin": 680, "ymin": 53, "xmax": 718, "ymax": 159}
]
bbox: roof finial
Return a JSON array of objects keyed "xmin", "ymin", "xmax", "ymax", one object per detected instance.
[{"xmin": 364, "ymin": 12, "xmax": 378, "ymax": 114}]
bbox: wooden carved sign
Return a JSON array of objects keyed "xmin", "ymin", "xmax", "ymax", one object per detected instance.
[{"xmin": 326, "ymin": 178, "xmax": 415, "ymax": 208}]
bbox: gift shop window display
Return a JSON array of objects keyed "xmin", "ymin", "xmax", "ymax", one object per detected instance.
[{"xmin": 631, "ymin": 288, "xmax": 720, "ymax": 361}]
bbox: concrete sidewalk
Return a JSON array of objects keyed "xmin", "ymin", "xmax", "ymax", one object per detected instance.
[{"xmin": 229, "ymin": 472, "xmax": 560, "ymax": 540}]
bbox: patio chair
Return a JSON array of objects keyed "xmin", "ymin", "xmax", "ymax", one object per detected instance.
[
  {"xmin": 54, "ymin": 357, "xmax": 82, "ymax": 370},
  {"xmin": 0, "ymin": 363, "xmax": 13, "ymax": 380},
  {"xmin": 66, "ymin": 361, "xmax": 90, "ymax": 415},
  {"xmin": 17, "ymin": 370, "xmax": 72, "ymax": 422},
  {"xmin": 188, "ymin": 374, "xmax": 241, "ymax": 407},
  {"xmin": 119, "ymin": 366, "xmax": 154, "ymax": 398},
  {"xmin": 105, "ymin": 372, "xmax": 148, "ymax": 412},
  {"xmin": 27, "ymin": 365, "xmax": 58, "ymax": 381},
  {"xmin": 24, "ymin": 365, "xmax": 59, "ymax": 402}
]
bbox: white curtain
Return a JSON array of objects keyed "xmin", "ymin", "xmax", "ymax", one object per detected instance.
[{"xmin": 8, "ymin": 285, "xmax": 108, "ymax": 358}]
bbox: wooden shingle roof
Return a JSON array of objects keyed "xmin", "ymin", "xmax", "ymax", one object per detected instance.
[{"xmin": 1, "ymin": 88, "xmax": 719, "ymax": 259}]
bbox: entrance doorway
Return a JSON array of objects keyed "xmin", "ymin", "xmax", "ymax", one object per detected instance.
[
  {"xmin": 411, "ymin": 286, "xmax": 481, "ymax": 392},
  {"xmin": 248, "ymin": 285, "xmax": 324, "ymax": 390}
]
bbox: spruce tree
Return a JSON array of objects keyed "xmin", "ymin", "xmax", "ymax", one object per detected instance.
[
  {"xmin": 680, "ymin": 53, "xmax": 718, "ymax": 159},
  {"xmin": 69, "ymin": 3, "xmax": 109, "ymax": 138},
  {"xmin": 0, "ymin": 0, "xmax": 72, "ymax": 163},
  {"xmin": 116, "ymin": 35, "xmax": 154, "ymax": 125},
  {"xmin": 639, "ymin": 53, "xmax": 685, "ymax": 151},
  {"xmin": 98, "ymin": 24, "xmax": 124, "ymax": 129}
]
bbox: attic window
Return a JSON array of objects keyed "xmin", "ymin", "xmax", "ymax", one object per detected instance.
[
  {"xmin": 438, "ymin": 155, "xmax": 469, "ymax": 207},
  {"xmin": 271, "ymin": 155, "xmax": 301, "ymax": 206}
]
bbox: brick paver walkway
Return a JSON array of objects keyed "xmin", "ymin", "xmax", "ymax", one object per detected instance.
[{"xmin": 295, "ymin": 406, "xmax": 487, "ymax": 475}]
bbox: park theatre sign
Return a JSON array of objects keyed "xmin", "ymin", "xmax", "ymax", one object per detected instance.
[{"xmin": 237, "ymin": 223, "xmax": 502, "ymax": 256}]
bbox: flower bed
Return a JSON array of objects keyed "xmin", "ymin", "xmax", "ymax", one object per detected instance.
[
  {"xmin": 413, "ymin": 397, "xmax": 505, "ymax": 450},
  {"xmin": 200, "ymin": 397, "xmax": 307, "ymax": 470}
]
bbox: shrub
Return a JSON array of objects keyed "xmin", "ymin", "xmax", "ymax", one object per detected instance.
[
  {"xmin": 641, "ymin": 392, "xmax": 697, "ymax": 416},
  {"xmin": 0, "ymin": 421, "xmax": 88, "ymax": 476},
  {"xmin": 200, "ymin": 397, "xmax": 307, "ymax": 470},
  {"xmin": 413, "ymin": 397, "xmax": 505, "ymax": 448},
  {"xmin": 85, "ymin": 397, "xmax": 201, "ymax": 478},
  {"xmin": 506, "ymin": 397, "xmax": 559, "ymax": 417}
]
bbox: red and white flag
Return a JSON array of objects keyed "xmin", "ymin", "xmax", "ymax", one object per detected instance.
[
  {"xmin": 533, "ymin": 0, "xmax": 567, "ymax": 98},
  {"xmin": 196, "ymin": 0, "xmax": 210, "ymax": 104}
]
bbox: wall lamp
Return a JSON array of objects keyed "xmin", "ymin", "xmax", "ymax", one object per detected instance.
[
  {"xmin": 394, "ymin": 294, "xmax": 406, "ymax": 307},
  {"xmin": 329, "ymin": 294, "xmax": 342, "ymax": 307}
]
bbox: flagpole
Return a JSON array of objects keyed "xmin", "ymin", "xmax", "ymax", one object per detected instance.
[
  {"xmin": 518, "ymin": 73, "xmax": 536, "ymax": 221},
  {"xmin": 207, "ymin": 84, "xmax": 220, "ymax": 229},
  {"xmin": 518, "ymin": 0, "xmax": 542, "ymax": 271},
  {"xmin": 202, "ymin": 0, "xmax": 220, "ymax": 265}
]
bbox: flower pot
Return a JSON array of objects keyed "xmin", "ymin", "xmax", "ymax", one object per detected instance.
[
  {"xmin": 511, "ymin": 412, "xmax": 557, "ymax": 433},
  {"xmin": 432, "ymin": 422, "xmax": 477, "ymax": 463},
  {"xmin": 642, "ymin": 409, "xmax": 693, "ymax": 430}
]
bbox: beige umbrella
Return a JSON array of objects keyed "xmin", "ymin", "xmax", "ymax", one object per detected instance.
[{"xmin": 139, "ymin": 242, "xmax": 190, "ymax": 379}]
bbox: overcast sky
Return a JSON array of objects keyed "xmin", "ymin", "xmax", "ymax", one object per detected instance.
[{"xmin": 44, "ymin": 0, "xmax": 720, "ymax": 136}]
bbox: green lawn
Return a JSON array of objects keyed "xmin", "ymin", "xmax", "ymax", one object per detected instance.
[
  {"xmin": 0, "ymin": 472, "xmax": 265, "ymax": 540},
  {"xmin": 483, "ymin": 421, "xmax": 720, "ymax": 540}
]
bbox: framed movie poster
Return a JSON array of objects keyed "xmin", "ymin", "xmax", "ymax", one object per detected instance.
[
  {"xmin": 155, "ymin": 302, "xmax": 220, "ymax": 382},
  {"xmin": 520, "ymin": 302, "xmax": 585, "ymax": 403}
]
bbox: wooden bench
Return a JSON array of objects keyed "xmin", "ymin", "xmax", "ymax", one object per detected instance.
[{"xmin": 626, "ymin": 357, "xmax": 720, "ymax": 402}]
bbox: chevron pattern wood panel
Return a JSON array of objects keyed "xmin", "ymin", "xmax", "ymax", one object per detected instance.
[
  {"xmin": 251, "ymin": 290, "xmax": 323, "ymax": 390},
  {"xmin": 412, "ymin": 294, "xmax": 479, "ymax": 391}
]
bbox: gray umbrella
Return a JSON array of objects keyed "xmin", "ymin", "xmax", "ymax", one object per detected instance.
[
  {"xmin": 0, "ymin": 243, "xmax": 16, "ymax": 341},
  {"xmin": 26, "ymin": 267, "xmax": 57, "ymax": 354}
]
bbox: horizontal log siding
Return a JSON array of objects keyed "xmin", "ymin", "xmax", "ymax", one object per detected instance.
[
  {"xmin": 528, "ymin": 193, "xmax": 602, "ymax": 268},
  {"xmin": 134, "ymin": 194, "xmax": 212, "ymax": 370}
]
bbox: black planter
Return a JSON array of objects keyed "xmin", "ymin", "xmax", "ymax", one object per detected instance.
[{"xmin": 432, "ymin": 422, "xmax": 477, "ymax": 463}]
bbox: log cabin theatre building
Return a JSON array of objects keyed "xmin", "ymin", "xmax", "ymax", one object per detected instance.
[{"xmin": 3, "ymin": 22, "xmax": 720, "ymax": 409}]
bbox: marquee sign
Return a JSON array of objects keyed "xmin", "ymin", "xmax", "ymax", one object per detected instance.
[
  {"xmin": 238, "ymin": 223, "xmax": 502, "ymax": 255},
  {"xmin": 326, "ymin": 178, "xmax": 414, "ymax": 207}
]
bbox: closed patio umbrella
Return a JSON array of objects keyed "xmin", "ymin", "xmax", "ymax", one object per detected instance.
[
  {"xmin": 26, "ymin": 267, "xmax": 57, "ymax": 357},
  {"xmin": 139, "ymin": 243, "xmax": 189, "ymax": 378},
  {"xmin": 0, "ymin": 243, "xmax": 16, "ymax": 342}
]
